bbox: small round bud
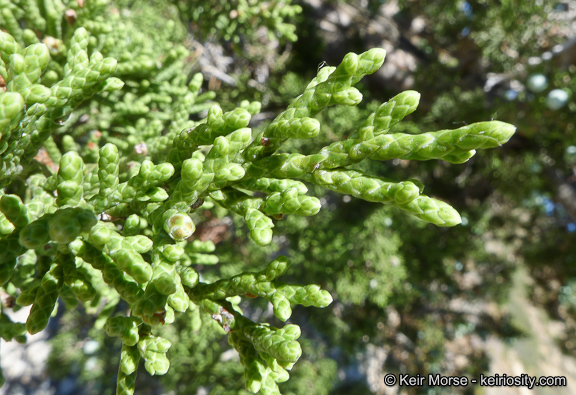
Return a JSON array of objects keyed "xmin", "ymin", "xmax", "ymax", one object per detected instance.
[{"xmin": 164, "ymin": 212, "xmax": 195, "ymax": 241}]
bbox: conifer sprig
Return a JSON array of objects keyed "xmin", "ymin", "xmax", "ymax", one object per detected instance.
[{"xmin": 0, "ymin": 10, "xmax": 516, "ymax": 392}]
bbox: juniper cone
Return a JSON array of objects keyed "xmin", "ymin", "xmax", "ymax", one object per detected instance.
[{"xmin": 0, "ymin": 9, "xmax": 516, "ymax": 392}]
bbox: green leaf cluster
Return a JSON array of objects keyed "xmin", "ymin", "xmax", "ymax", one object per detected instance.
[{"xmin": 0, "ymin": 2, "xmax": 516, "ymax": 394}]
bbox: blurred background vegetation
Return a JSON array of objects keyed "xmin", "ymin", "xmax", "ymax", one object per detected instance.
[{"xmin": 3, "ymin": 0, "xmax": 576, "ymax": 394}]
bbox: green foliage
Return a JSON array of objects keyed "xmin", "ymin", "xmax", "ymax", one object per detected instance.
[
  {"xmin": 0, "ymin": 2, "xmax": 517, "ymax": 394},
  {"xmin": 170, "ymin": 0, "xmax": 302, "ymax": 44}
]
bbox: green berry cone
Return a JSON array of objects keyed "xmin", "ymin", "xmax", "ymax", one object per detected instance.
[{"xmin": 163, "ymin": 211, "xmax": 195, "ymax": 241}]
